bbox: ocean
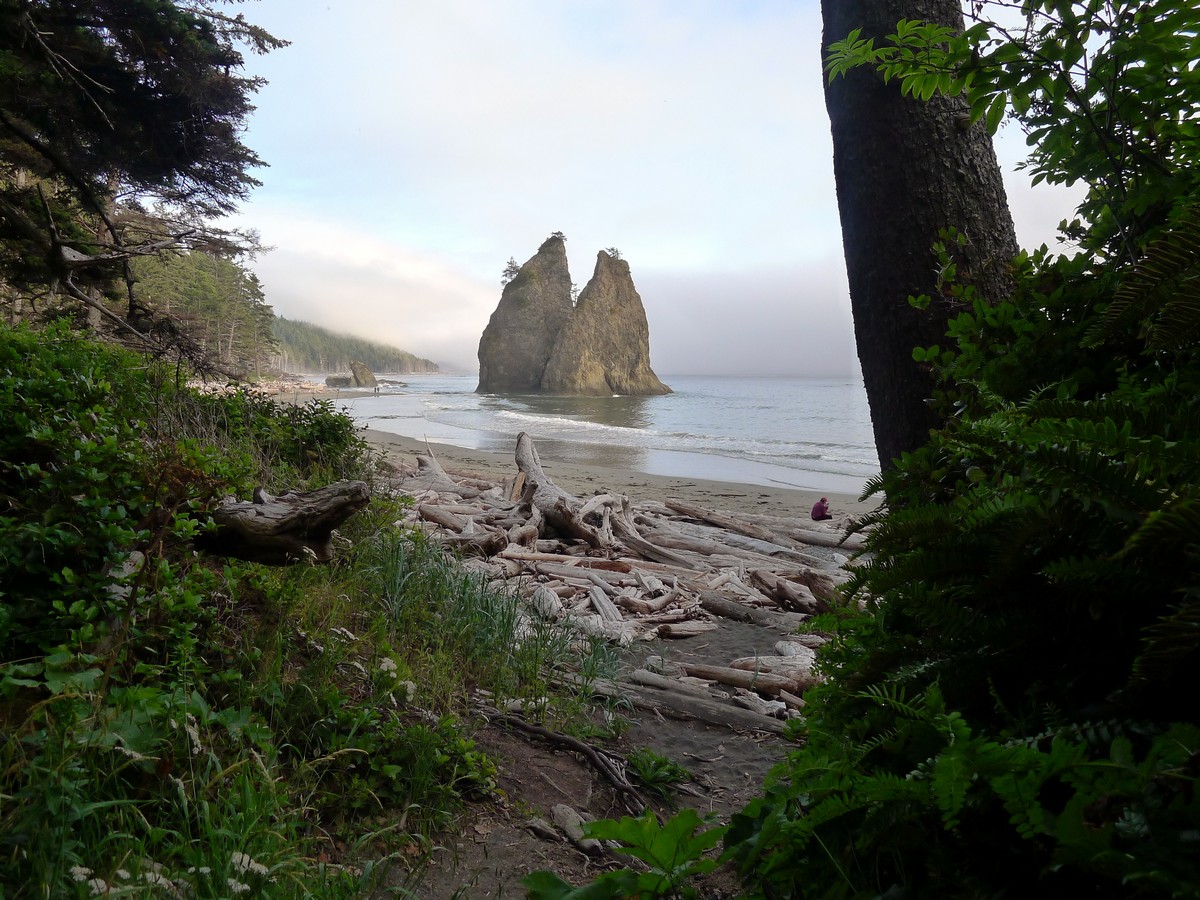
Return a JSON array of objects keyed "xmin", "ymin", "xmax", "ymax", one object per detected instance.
[{"xmin": 326, "ymin": 374, "xmax": 879, "ymax": 497}]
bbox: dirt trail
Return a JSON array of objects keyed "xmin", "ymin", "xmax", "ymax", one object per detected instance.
[
  {"xmin": 392, "ymin": 615, "xmax": 802, "ymax": 898},
  {"xmin": 366, "ymin": 440, "xmax": 856, "ymax": 897}
]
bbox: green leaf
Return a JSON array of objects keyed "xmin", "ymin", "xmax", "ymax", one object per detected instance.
[{"xmin": 984, "ymin": 92, "xmax": 1006, "ymax": 134}]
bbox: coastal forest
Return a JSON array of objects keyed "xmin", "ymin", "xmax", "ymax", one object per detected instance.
[
  {"xmin": 1, "ymin": 1, "xmax": 1198, "ymax": 898},
  {"xmin": 271, "ymin": 317, "xmax": 440, "ymax": 376}
]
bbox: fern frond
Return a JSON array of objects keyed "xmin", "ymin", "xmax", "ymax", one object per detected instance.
[
  {"xmin": 1085, "ymin": 202, "xmax": 1200, "ymax": 350},
  {"xmin": 1118, "ymin": 494, "xmax": 1200, "ymax": 559},
  {"xmin": 1022, "ymin": 439, "xmax": 1165, "ymax": 517},
  {"xmin": 1129, "ymin": 598, "xmax": 1200, "ymax": 690}
]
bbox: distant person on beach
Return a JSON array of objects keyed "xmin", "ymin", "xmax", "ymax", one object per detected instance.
[{"xmin": 811, "ymin": 497, "xmax": 832, "ymax": 521}]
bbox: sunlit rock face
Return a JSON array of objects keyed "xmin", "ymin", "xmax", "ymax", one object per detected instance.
[
  {"xmin": 540, "ymin": 251, "xmax": 671, "ymax": 397},
  {"xmin": 476, "ymin": 236, "xmax": 575, "ymax": 393},
  {"xmin": 348, "ymin": 360, "xmax": 377, "ymax": 388},
  {"xmin": 477, "ymin": 240, "xmax": 670, "ymax": 397}
]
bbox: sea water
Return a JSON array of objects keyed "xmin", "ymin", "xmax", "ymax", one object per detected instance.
[{"xmin": 325, "ymin": 374, "xmax": 879, "ymax": 496}]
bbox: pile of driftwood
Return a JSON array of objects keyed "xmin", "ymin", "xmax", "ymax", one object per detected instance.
[{"xmin": 388, "ymin": 432, "xmax": 866, "ymax": 734}]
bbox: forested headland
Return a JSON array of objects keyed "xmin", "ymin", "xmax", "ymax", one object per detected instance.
[{"xmin": 271, "ymin": 317, "xmax": 440, "ymax": 375}]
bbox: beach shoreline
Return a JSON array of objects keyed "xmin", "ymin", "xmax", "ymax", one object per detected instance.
[{"xmin": 365, "ymin": 427, "xmax": 879, "ymax": 522}]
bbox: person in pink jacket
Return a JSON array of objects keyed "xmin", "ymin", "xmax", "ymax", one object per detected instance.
[{"xmin": 811, "ymin": 497, "xmax": 832, "ymax": 521}]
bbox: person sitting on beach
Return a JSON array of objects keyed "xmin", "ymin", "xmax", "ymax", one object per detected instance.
[{"xmin": 811, "ymin": 497, "xmax": 832, "ymax": 521}]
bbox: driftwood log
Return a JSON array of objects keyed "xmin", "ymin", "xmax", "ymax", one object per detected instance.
[
  {"xmin": 197, "ymin": 480, "xmax": 370, "ymax": 565},
  {"xmin": 385, "ymin": 432, "xmax": 869, "ymax": 732}
]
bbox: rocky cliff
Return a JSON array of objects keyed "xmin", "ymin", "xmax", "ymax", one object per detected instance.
[
  {"xmin": 540, "ymin": 251, "xmax": 671, "ymax": 396},
  {"xmin": 476, "ymin": 239, "xmax": 670, "ymax": 397},
  {"xmin": 476, "ymin": 236, "xmax": 575, "ymax": 393}
]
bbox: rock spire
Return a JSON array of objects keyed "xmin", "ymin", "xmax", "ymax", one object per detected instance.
[
  {"xmin": 476, "ymin": 236, "xmax": 574, "ymax": 393},
  {"xmin": 476, "ymin": 239, "xmax": 670, "ymax": 397},
  {"xmin": 540, "ymin": 251, "xmax": 670, "ymax": 396}
]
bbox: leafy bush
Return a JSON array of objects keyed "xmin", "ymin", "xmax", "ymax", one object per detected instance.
[
  {"xmin": 0, "ymin": 322, "xmax": 600, "ymax": 893},
  {"xmin": 524, "ymin": 809, "xmax": 728, "ymax": 900},
  {"xmin": 721, "ymin": 4, "xmax": 1200, "ymax": 897}
]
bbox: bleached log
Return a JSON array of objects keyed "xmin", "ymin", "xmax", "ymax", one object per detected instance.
[
  {"xmin": 515, "ymin": 432, "xmax": 609, "ymax": 547},
  {"xmin": 787, "ymin": 568, "xmax": 846, "ymax": 604},
  {"xmin": 527, "ymin": 585, "xmax": 564, "ymax": 619},
  {"xmin": 697, "ymin": 592, "xmax": 809, "ymax": 630},
  {"xmin": 633, "ymin": 570, "xmax": 668, "ymax": 594},
  {"xmin": 628, "ymin": 669, "xmax": 728, "ymax": 699},
  {"xmin": 588, "ymin": 585, "xmax": 624, "ymax": 623},
  {"xmin": 777, "ymin": 637, "xmax": 827, "ymax": 654},
  {"xmin": 616, "ymin": 588, "xmax": 682, "ymax": 615},
  {"xmin": 678, "ymin": 662, "xmax": 798, "ymax": 696},
  {"xmin": 610, "ymin": 499, "xmax": 708, "ymax": 570},
  {"xmin": 507, "ymin": 471, "xmax": 526, "ymax": 501},
  {"xmin": 656, "ymin": 515, "xmax": 827, "ymax": 568},
  {"xmin": 568, "ymin": 614, "xmax": 636, "ymax": 645},
  {"xmin": 533, "ymin": 562, "xmax": 634, "ymax": 586},
  {"xmin": 507, "ymin": 522, "xmax": 540, "ymax": 548},
  {"xmin": 728, "ymin": 655, "xmax": 820, "ymax": 692},
  {"xmin": 609, "ymin": 557, "xmax": 709, "ymax": 580},
  {"xmin": 514, "ymin": 432, "xmax": 705, "ymax": 570},
  {"xmin": 565, "ymin": 675, "xmax": 786, "ymax": 735},
  {"xmin": 664, "ymin": 499, "xmax": 832, "ymax": 563},
  {"xmin": 584, "ymin": 570, "xmax": 620, "ymax": 596},
  {"xmin": 704, "ymin": 570, "xmax": 776, "ymax": 605},
  {"xmin": 499, "ymin": 548, "xmax": 633, "ymax": 572},
  {"xmin": 418, "ymin": 503, "xmax": 468, "ymax": 532},
  {"xmin": 793, "ymin": 527, "xmax": 864, "ymax": 550},
  {"xmin": 778, "ymin": 689, "xmax": 807, "ymax": 710},
  {"xmin": 749, "ymin": 569, "xmax": 823, "ymax": 614},
  {"xmin": 641, "ymin": 525, "xmax": 774, "ymax": 563},
  {"xmin": 435, "ymin": 527, "xmax": 509, "ymax": 557},
  {"xmin": 421, "ymin": 501, "xmax": 500, "ymax": 517},
  {"xmin": 732, "ymin": 691, "xmax": 788, "ymax": 718},
  {"xmin": 199, "ymin": 480, "xmax": 370, "ymax": 565},
  {"xmin": 655, "ymin": 620, "xmax": 719, "ymax": 638},
  {"xmin": 397, "ymin": 451, "xmax": 489, "ymax": 498}
]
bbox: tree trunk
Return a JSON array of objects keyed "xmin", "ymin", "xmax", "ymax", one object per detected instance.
[{"xmin": 821, "ymin": 0, "xmax": 1019, "ymax": 471}]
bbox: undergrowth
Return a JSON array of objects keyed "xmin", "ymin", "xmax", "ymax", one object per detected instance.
[{"xmin": 0, "ymin": 321, "xmax": 610, "ymax": 896}]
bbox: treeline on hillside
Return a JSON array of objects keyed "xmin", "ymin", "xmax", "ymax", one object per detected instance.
[
  {"xmin": 131, "ymin": 251, "xmax": 275, "ymax": 377},
  {"xmin": 272, "ymin": 317, "xmax": 439, "ymax": 375}
]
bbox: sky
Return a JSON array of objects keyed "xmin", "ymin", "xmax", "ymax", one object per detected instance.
[{"xmin": 224, "ymin": 0, "xmax": 1083, "ymax": 377}]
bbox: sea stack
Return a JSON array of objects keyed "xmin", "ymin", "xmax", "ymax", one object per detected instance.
[
  {"xmin": 476, "ymin": 235, "xmax": 575, "ymax": 393},
  {"xmin": 476, "ymin": 237, "xmax": 670, "ymax": 396},
  {"xmin": 540, "ymin": 250, "xmax": 671, "ymax": 396},
  {"xmin": 348, "ymin": 360, "xmax": 377, "ymax": 388}
]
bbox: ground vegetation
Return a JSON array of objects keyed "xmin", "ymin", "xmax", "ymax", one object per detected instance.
[{"xmin": 0, "ymin": 322, "xmax": 613, "ymax": 895}]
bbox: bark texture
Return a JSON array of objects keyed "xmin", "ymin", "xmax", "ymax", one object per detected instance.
[{"xmin": 822, "ymin": 0, "xmax": 1019, "ymax": 470}]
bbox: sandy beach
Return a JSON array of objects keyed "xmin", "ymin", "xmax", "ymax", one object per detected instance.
[{"xmin": 365, "ymin": 427, "xmax": 879, "ymax": 523}]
